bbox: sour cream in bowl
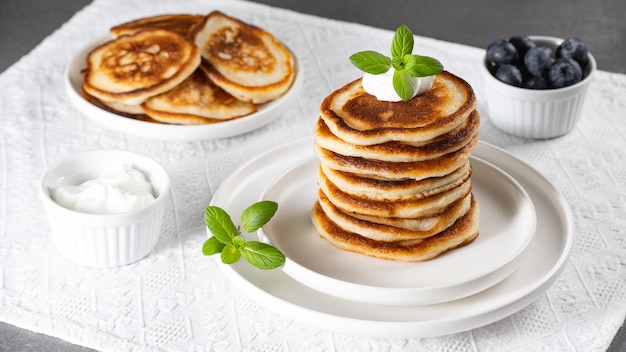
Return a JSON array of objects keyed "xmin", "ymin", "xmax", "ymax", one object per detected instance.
[
  {"xmin": 49, "ymin": 164, "xmax": 157, "ymax": 214},
  {"xmin": 40, "ymin": 150, "xmax": 170, "ymax": 267}
]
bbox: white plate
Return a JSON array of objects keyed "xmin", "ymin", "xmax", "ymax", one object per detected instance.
[
  {"xmin": 257, "ymin": 155, "xmax": 536, "ymax": 305},
  {"xmin": 64, "ymin": 37, "xmax": 303, "ymax": 141},
  {"xmin": 209, "ymin": 138, "xmax": 574, "ymax": 338}
]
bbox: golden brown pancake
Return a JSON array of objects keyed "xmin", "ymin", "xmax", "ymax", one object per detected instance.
[
  {"xmin": 110, "ymin": 14, "xmax": 205, "ymax": 37},
  {"xmin": 320, "ymin": 162, "xmax": 471, "ymax": 201},
  {"xmin": 320, "ymin": 72, "xmax": 476, "ymax": 145},
  {"xmin": 317, "ymin": 190, "xmax": 472, "ymax": 241},
  {"xmin": 191, "ymin": 11, "xmax": 295, "ymax": 104},
  {"xmin": 311, "ymin": 196, "xmax": 479, "ymax": 262},
  {"xmin": 141, "ymin": 69, "xmax": 257, "ymax": 124},
  {"xmin": 82, "ymin": 87, "xmax": 148, "ymax": 118},
  {"xmin": 100, "ymin": 99, "xmax": 144, "ymax": 115},
  {"xmin": 83, "ymin": 29, "xmax": 200, "ymax": 105},
  {"xmin": 318, "ymin": 167, "xmax": 472, "ymax": 218},
  {"xmin": 315, "ymin": 133, "xmax": 478, "ymax": 180},
  {"xmin": 315, "ymin": 110, "xmax": 479, "ymax": 162}
]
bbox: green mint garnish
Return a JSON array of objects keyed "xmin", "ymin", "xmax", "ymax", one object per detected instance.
[
  {"xmin": 349, "ymin": 25, "xmax": 444, "ymax": 101},
  {"xmin": 349, "ymin": 51, "xmax": 392, "ymax": 74},
  {"xmin": 202, "ymin": 201, "xmax": 285, "ymax": 270}
]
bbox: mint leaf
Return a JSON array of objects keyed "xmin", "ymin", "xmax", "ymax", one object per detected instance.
[
  {"xmin": 205, "ymin": 206, "xmax": 238, "ymax": 244},
  {"xmin": 393, "ymin": 69, "xmax": 415, "ymax": 101},
  {"xmin": 241, "ymin": 241, "xmax": 285, "ymax": 270},
  {"xmin": 241, "ymin": 201, "xmax": 278, "ymax": 233},
  {"xmin": 202, "ymin": 203, "xmax": 285, "ymax": 270},
  {"xmin": 202, "ymin": 236, "xmax": 226, "ymax": 255},
  {"xmin": 404, "ymin": 54, "xmax": 444, "ymax": 77},
  {"xmin": 221, "ymin": 244, "xmax": 241, "ymax": 264},
  {"xmin": 391, "ymin": 25, "xmax": 414, "ymax": 59},
  {"xmin": 349, "ymin": 51, "xmax": 391, "ymax": 75}
]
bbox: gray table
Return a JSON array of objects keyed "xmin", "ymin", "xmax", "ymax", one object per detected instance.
[{"xmin": 1, "ymin": 0, "xmax": 624, "ymax": 351}]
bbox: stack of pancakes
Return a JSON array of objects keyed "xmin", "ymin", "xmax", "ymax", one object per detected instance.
[
  {"xmin": 82, "ymin": 11, "xmax": 295, "ymax": 125},
  {"xmin": 311, "ymin": 71, "xmax": 480, "ymax": 261}
]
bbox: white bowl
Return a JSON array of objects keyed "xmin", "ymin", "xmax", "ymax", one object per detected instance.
[
  {"xmin": 40, "ymin": 150, "xmax": 170, "ymax": 267},
  {"xmin": 65, "ymin": 37, "xmax": 303, "ymax": 141},
  {"xmin": 482, "ymin": 35, "xmax": 596, "ymax": 139}
]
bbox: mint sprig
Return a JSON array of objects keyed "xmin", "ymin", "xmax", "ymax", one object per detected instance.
[
  {"xmin": 349, "ymin": 25, "xmax": 443, "ymax": 101},
  {"xmin": 202, "ymin": 201, "xmax": 285, "ymax": 270}
]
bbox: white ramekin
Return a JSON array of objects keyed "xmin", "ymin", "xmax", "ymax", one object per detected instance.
[
  {"xmin": 482, "ymin": 35, "xmax": 596, "ymax": 139},
  {"xmin": 40, "ymin": 150, "xmax": 170, "ymax": 267}
]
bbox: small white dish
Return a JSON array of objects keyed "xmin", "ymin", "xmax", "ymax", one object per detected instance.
[
  {"xmin": 257, "ymin": 156, "xmax": 536, "ymax": 306},
  {"xmin": 64, "ymin": 36, "xmax": 302, "ymax": 141},
  {"xmin": 40, "ymin": 150, "xmax": 170, "ymax": 267},
  {"xmin": 482, "ymin": 35, "xmax": 596, "ymax": 139},
  {"xmin": 209, "ymin": 137, "xmax": 574, "ymax": 338}
]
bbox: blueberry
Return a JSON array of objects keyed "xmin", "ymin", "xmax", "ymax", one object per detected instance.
[
  {"xmin": 523, "ymin": 75, "xmax": 549, "ymax": 89},
  {"xmin": 495, "ymin": 64, "xmax": 523, "ymax": 87},
  {"xmin": 556, "ymin": 37, "xmax": 589, "ymax": 69},
  {"xmin": 548, "ymin": 58, "xmax": 583, "ymax": 88},
  {"xmin": 524, "ymin": 46, "xmax": 555, "ymax": 77},
  {"xmin": 486, "ymin": 39, "xmax": 519, "ymax": 74},
  {"xmin": 509, "ymin": 35, "xmax": 536, "ymax": 58}
]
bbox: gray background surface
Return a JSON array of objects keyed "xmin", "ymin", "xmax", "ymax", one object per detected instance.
[{"xmin": 0, "ymin": 0, "xmax": 624, "ymax": 351}]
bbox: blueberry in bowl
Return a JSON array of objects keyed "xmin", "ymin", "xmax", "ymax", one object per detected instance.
[
  {"xmin": 481, "ymin": 35, "xmax": 596, "ymax": 139},
  {"xmin": 485, "ymin": 39, "xmax": 519, "ymax": 74},
  {"xmin": 524, "ymin": 46, "xmax": 555, "ymax": 79},
  {"xmin": 549, "ymin": 58, "xmax": 583, "ymax": 88},
  {"xmin": 494, "ymin": 64, "xmax": 523, "ymax": 86}
]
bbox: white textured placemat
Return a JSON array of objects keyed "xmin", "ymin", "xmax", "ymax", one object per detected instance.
[{"xmin": 1, "ymin": 0, "xmax": 626, "ymax": 350}]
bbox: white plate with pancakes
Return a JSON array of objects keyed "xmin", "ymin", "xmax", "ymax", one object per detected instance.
[
  {"xmin": 258, "ymin": 154, "xmax": 536, "ymax": 306},
  {"xmin": 209, "ymin": 137, "xmax": 574, "ymax": 338},
  {"xmin": 64, "ymin": 37, "xmax": 302, "ymax": 141}
]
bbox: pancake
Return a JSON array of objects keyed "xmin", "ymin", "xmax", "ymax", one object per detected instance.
[
  {"xmin": 315, "ymin": 133, "xmax": 478, "ymax": 180},
  {"xmin": 82, "ymin": 87, "xmax": 148, "ymax": 119},
  {"xmin": 191, "ymin": 11, "xmax": 295, "ymax": 104},
  {"xmin": 141, "ymin": 69, "xmax": 257, "ymax": 124},
  {"xmin": 320, "ymin": 162, "xmax": 471, "ymax": 201},
  {"xmin": 100, "ymin": 99, "xmax": 144, "ymax": 115},
  {"xmin": 317, "ymin": 190, "xmax": 472, "ymax": 241},
  {"xmin": 83, "ymin": 29, "xmax": 200, "ymax": 105},
  {"xmin": 315, "ymin": 110, "xmax": 479, "ymax": 162},
  {"xmin": 320, "ymin": 71, "xmax": 476, "ymax": 145},
  {"xmin": 318, "ymin": 167, "xmax": 472, "ymax": 218},
  {"xmin": 311, "ymin": 196, "xmax": 479, "ymax": 262},
  {"xmin": 110, "ymin": 14, "xmax": 205, "ymax": 37}
]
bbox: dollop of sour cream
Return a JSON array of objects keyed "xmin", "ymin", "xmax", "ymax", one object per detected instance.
[
  {"xmin": 361, "ymin": 68, "xmax": 435, "ymax": 102},
  {"xmin": 50, "ymin": 165, "xmax": 156, "ymax": 214}
]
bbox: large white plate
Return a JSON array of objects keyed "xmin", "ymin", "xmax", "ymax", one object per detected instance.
[
  {"xmin": 209, "ymin": 137, "xmax": 574, "ymax": 338},
  {"xmin": 64, "ymin": 37, "xmax": 303, "ymax": 141},
  {"xmin": 257, "ymin": 155, "xmax": 536, "ymax": 305}
]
